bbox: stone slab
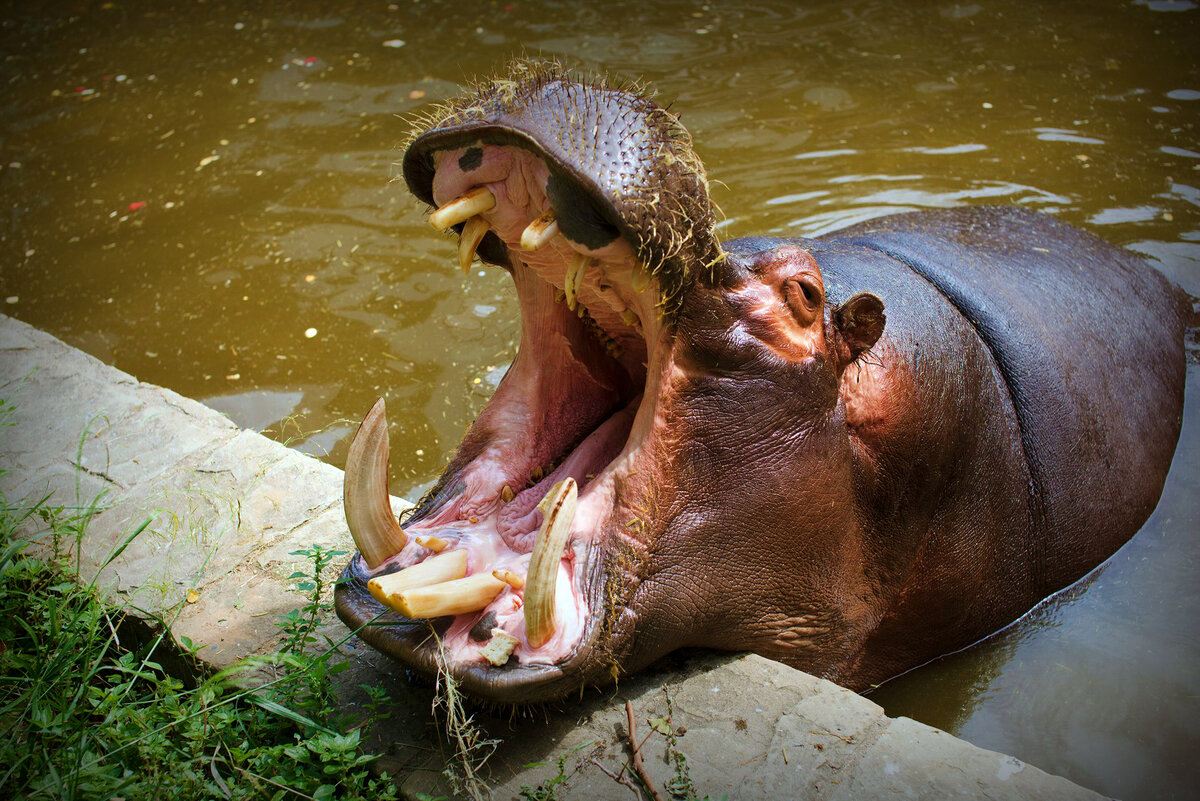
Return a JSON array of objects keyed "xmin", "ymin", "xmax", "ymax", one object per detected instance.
[
  {"xmin": 0, "ymin": 314, "xmax": 239, "ymax": 509},
  {"xmin": 0, "ymin": 313, "xmax": 1105, "ymax": 801},
  {"xmin": 470, "ymin": 650, "xmax": 1105, "ymax": 801}
]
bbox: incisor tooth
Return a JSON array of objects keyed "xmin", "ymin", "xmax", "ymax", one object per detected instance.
[
  {"xmin": 391, "ymin": 572, "xmax": 506, "ymax": 619},
  {"xmin": 415, "ymin": 535, "xmax": 448, "ymax": 552},
  {"xmin": 621, "ymin": 308, "xmax": 639, "ymax": 327},
  {"xmin": 500, "ymin": 484, "xmax": 515, "ymax": 503},
  {"xmin": 520, "ymin": 209, "xmax": 559, "ymax": 251},
  {"xmin": 429, "ymin": 187, "xmax": 496, "ymax": 231},
  {"xmin": 367, "ymin": 549, "xmax": 467, "ymax": 607},
  {"xmin": 344, "ymin": 399, "xmax": 407, "ymax": 569},
  {"xmin": 525, "ymin": 478, "xmax": 578, "ymax": 649},
  {"xmin": 458, "ymin": 215, "xmax": 489, "ymax": 275},
  {"xmin": 492, "ymin": 568, "xmax": 525, "ymax": 590}
]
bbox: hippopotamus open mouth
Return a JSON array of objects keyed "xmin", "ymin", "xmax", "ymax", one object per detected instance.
[{"xmin": 334, "ymin": 64, "xmax": 1186, "ymax": 704}]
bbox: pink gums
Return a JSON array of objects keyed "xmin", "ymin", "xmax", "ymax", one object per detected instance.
[{"xmin": 364, "ymin": 405, "xmax": 633, "ymax": 668}]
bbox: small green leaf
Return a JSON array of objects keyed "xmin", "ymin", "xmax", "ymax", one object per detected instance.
[{"xmin": 649, "ymin": 716, "xmax": 672, "ymax": 735}]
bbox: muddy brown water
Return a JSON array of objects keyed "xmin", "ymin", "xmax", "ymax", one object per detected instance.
[{"xmin": 2, "ymin": 1, "xmax": 1197, "ymax": 797}]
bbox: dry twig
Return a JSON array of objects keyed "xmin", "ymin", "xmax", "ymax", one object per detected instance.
[
  {"xmin": 589, "ymin": 757, "xmax": 641, "ymax": 798},
  {"xmin": 625, "ymin": 700, "xmax": 666, "ymax": 801}
]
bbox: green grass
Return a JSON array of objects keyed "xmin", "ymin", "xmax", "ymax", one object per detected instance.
[{"xmin": 0, "ymin": 486, "xmax": 399, "ymax": 800}]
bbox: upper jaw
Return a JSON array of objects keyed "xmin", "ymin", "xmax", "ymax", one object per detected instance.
[
  {"xmin": 401, "ymin": 63, "xmax": 722, "ymax": 317},
  {"xmin": 334, "ymin": 66, "xmax": 716, "ymax": 702}
]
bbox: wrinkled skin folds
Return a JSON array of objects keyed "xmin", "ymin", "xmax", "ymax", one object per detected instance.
[{"xmin": 334, "ymin": 64, "xmax": 1187, "ymax": 704}]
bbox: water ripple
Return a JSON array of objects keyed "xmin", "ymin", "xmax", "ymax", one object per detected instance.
[{"xmin": 1033, "ymin": 127, "xmax": 1106, "ymax": 145}]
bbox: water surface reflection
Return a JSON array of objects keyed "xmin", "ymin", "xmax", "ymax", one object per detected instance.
[{"xmin": 1, "ymin": 1, "xmax": 1197, "ymax": 798}]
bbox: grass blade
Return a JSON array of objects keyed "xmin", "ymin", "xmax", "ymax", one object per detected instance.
[
  {"xmin": 246, "ymin": 695, "xmax": 336, "ymax": 735},
  {"xmin": 92, "ymin": 516, "xmax": 153, "ymax": 578}
]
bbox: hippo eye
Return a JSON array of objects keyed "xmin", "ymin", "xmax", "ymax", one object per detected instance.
[{"xmin": 783, "ymin": 276, "xmax": 823, "ymax": 327}]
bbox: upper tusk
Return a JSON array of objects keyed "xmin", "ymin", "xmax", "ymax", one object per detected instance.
[
  {"xmin": 344, "ymin": 398, "xmax": 407, "ymax": 569},
  {"xmin": 458, "ymin": 215, "xmax": 489, "ymax": 275},
  {"xmin": 429, "ymin": 187, "xmax": 496, "ymax": 231},
  {"xmin": 520, "ymin": 209, "xmax": 559, "ymax": 251},
  {"xmin": 524, "ymin": 478, "xmax": 578, "ymax": 649}
]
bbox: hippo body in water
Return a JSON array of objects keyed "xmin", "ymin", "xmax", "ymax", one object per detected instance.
[{"xmin": 335, "ymin": 65, "xmax": 1186, "ymax": 703}]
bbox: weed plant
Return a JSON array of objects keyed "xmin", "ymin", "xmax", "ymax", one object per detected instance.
[{"xmin": 0, "ymin": 487, "xmax": 399, "ymax": 800}]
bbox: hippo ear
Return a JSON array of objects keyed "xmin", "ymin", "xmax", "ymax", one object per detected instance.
[{"xmin": 833, "ymin": 292, "xmax": 886, "ymax": 365}]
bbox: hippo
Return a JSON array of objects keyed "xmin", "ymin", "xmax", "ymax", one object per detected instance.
[{"xmin": 334, "ymin": 63, "xmax": 1186, "ymax": 704}]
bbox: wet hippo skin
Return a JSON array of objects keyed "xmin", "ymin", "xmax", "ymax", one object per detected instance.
[{"xmin": 335, "ymin": 64, "xmax": 1186, "ymax": 703}]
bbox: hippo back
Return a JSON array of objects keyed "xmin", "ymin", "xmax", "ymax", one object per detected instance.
[{"xmin": 832, "ymin": 206, "xmax": 1186, "ymax": 595}]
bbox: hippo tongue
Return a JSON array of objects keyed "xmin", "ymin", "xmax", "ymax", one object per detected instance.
[{"xmin": 496, "ymin": 401, "xmax": 637, "ymax": 551}]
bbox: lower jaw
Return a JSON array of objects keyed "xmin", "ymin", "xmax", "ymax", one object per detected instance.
[
  {"xmin": 357, "ymin": 400, "xmax": 635, "ymax": 664},
  {"xmin": 334, "ymin": 545, "xmax": 610, "ymax": 703}
]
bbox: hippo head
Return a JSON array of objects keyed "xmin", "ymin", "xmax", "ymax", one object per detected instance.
[{"xmin": 334, "ymin": 64, "xmax": 886, "ymax": 703}]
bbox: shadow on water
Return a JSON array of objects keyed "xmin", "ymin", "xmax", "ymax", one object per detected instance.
[{"xmin": 1, "ymin": 1, "xmax": 1198, "ymax": 798}]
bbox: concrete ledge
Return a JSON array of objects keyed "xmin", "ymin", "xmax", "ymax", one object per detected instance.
[{"xmin": 0, "ymin": 314, "xmax": 1104, "ymax": 800}]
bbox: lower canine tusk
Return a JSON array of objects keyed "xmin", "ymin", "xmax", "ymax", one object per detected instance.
[
  {"xmin": 390, "ymin": 572, "xmax": 506, "ymax": 619},
  {"xmin": 524, "ymin": 478, "xmax": 578, "ymax": 648},
  {"xmin": 367, "ymin": 549, "xmax": 468, "ymax": 607},
  {"xmin": 429, "ymin": 187, "xmax": 496, "ymax": 231},
  {"xmin": 520, "ymin": 209, "xmax": 559, "ymax": 250},
  {"xmin": 344, "ymin": 399, "xmax": 407, "ymax": 569},
  {"xmin": 458, "ymin": 216, "xmax": 489, "ymax": 275}
]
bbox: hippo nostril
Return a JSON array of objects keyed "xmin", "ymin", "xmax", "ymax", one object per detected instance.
[{"xmin": 458, "ymin": 146, "xmax": 483, "ymax": 172}]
